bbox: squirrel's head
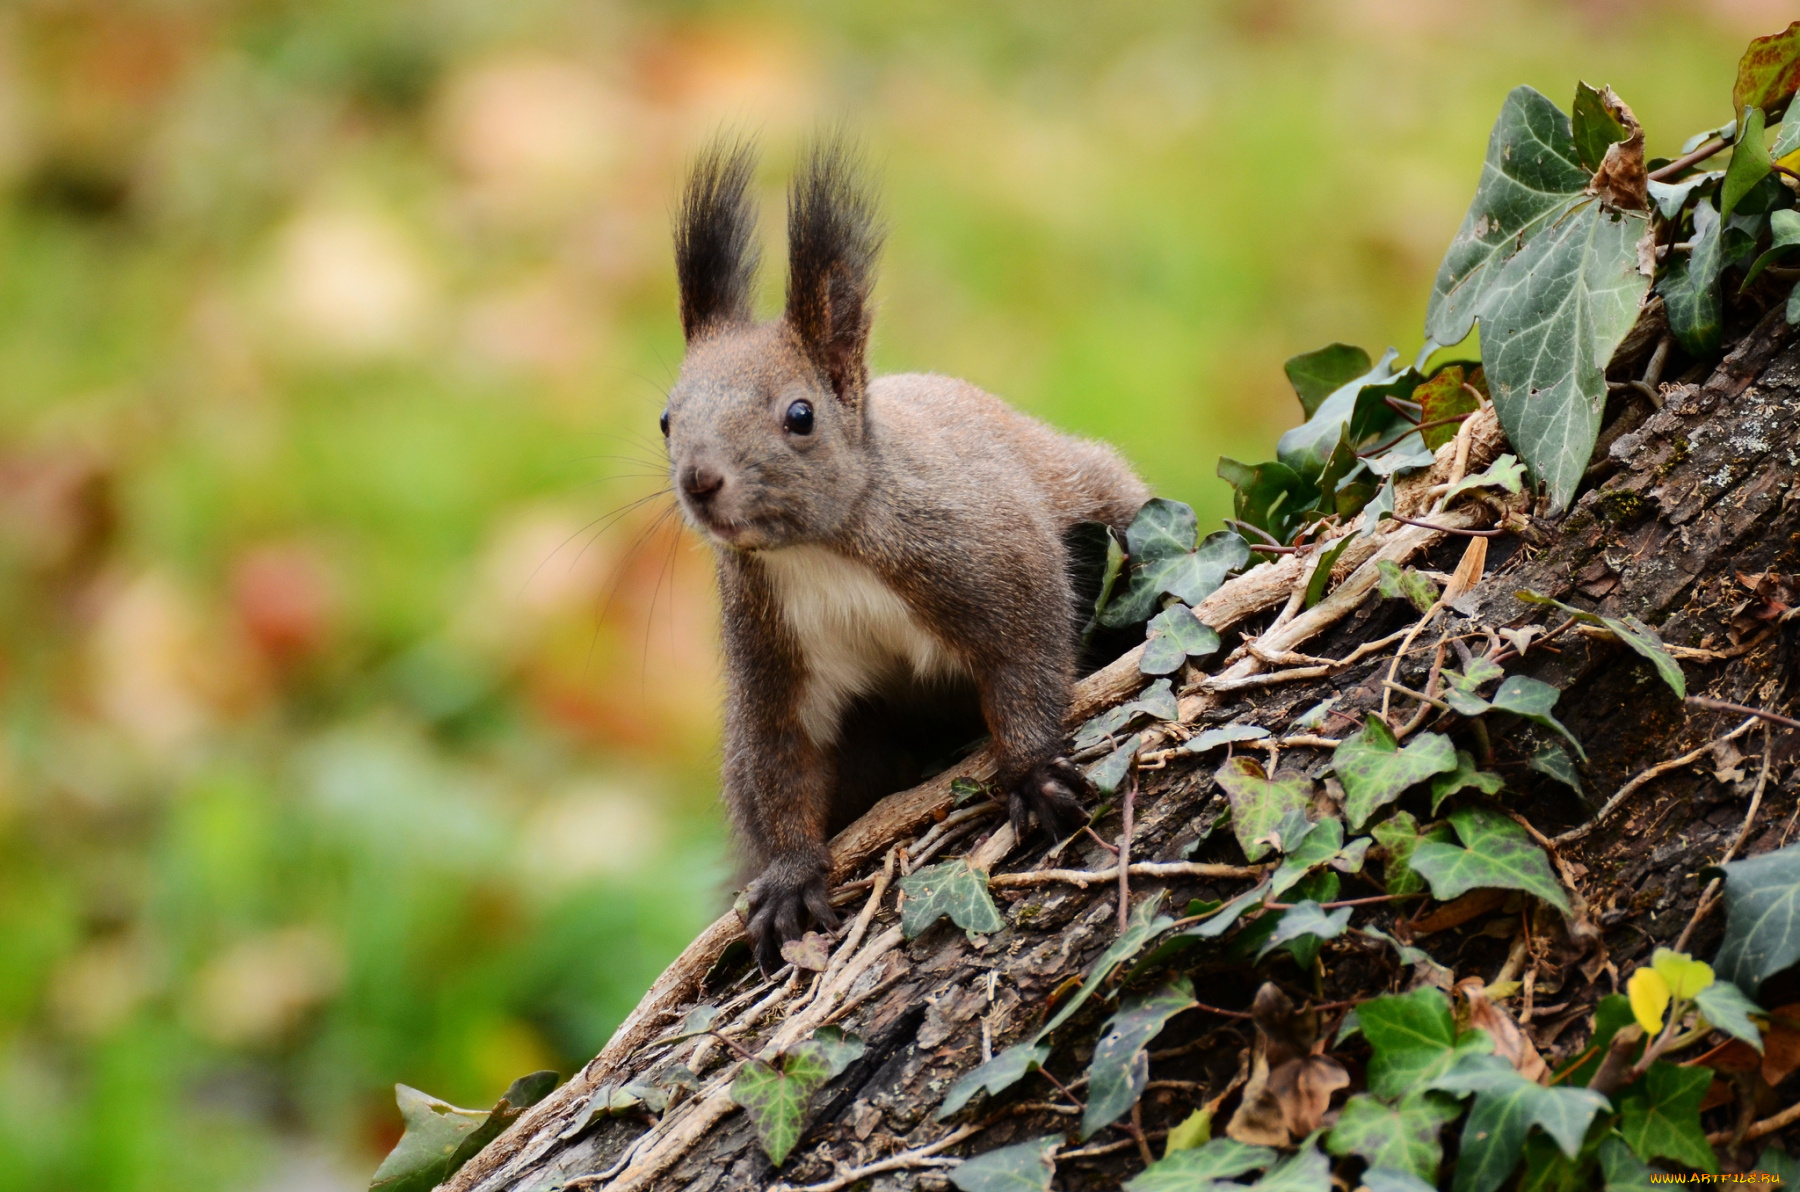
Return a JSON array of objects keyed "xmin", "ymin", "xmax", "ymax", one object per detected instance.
[{"xmin": 662, "ymin": 137, "xmax": 884, "ymax": 552}]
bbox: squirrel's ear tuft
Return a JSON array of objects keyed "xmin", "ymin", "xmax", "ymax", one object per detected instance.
[
  {"xmin": 785, "ymin": 137, "xmax": 883, "ymax": 404},
  {"xmin": 674, "ymin": 136, "xmax": 761, "ymax": 341}
]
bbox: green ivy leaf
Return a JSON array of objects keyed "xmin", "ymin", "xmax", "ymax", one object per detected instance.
[
  {"xmin": 1302, "ymin": 534, "xmax": 1356, "ymax": 609},
  {"xmin": 1733, "ymin": 20, "xmax": 1800, "ymax": 114},
  {"xmin": 1072, "ymin": 679, "xmax": 1178, "ymax": 750},
  {"xmin": 1515, "ymin": 591, "xmax": 1685, "ymax": 700},
  {"xmin": 1372, "ymin": 811, "xmax": 1426, "ymax": 896},
  {"xmin": 1595, "ymin": 1133, "xmax": 1655, "ymax": 1191},
  {"xmin": 1572, "ymin": 81, "xmax": 1632, "ymax": 171},
  {"xmin": 1081, "ymin": 978, "xmax": 1197, "ymax": 1138},
  {"xmin": 936, "ymin": 1042, "xmax": 1051, "ymax": 1119},
  {"xmin": 1725, "ymin": 106, "xmax": 1774, "ymax": 216},
  {"xmin": 1410, "ymin": 805, "xmax": 1570, "ymax": 914},
  {"xmin": 1074, "ymin": 521, "xmax": 1129, "ymax": 641},
  {"xmin": 951, "ymin": 777, "xmax": 989, "ymax": 806},
  {"xmin": 1245, "ymin": 1140, "xmax": 1332, "ymax": 1190},
  {"xmin": 1327, "ymin": 1090, "xmax": 1462, "ymax": 1181},
  {"xmin": 1647, "ymin": 171, "xmax": 1720, "ymax": 219},
  {"xmin": 1659, "ymin": 199, "xmax": 1725, "ymax": 356},
  {"xmin": 1140, "ymin": 604, "xmax": 1222, "ymax": 675},
  {"xmin": 1376, "ymin": 560, "xmax": 1440, "ymax": 614},
  {"xmin": 1362, "ymin": 474, "xmax": 1397, "ymax": 537},
  {"xmin": 1359, "ymin": 987, "xmax": 1493, "ymax": 1099},
  {"xmin": 1126, "ymin": 1138, "xmax": 1275, "ymax": 1191},
  {"xmin": 1216, "ymin": 458, "xmax": 1320, "ymax": 548},
  {"xmin": 1429, "ymin": 750, "xmax": 1506, "ymax": 813},
  {"xmin": 1488, "ymin": 676, "xmax": 1587, "ymax": 760},
  {"xmin": 1413, "ymin": 363, "xmax": 1484, "ymax": 451},
  {"xmin": 731, "ymin": 1044, "xmax": 835, "ymax": 1166},
  {"xmin": 1362, "ymin": 925, "xmax": 1452, "ymax": 985},
  {"xmin": 949, "ymin": 1136, "xmax": 1059, "ymax": 1192},
  {"xmin": 1426, "ymin": 86, "xmax": 1588, "ymax": 344},
  {"xmin": 1694, "ymin": 978, "xmax": 1764, "ymax": 1051},
  {"xmin": 1285, "ymin": 343, "xmax": 1374, "ymax": 419},
  {"xmin": 1528, "ymin": 740, "xmax": 1584, "ymax": 796},
  {"xmin": 1332, "ymin": 716, "xmax": 1458, "ymax": 830},
  {"xmin": 1085, "ymin": 733, "xmax": 1142, "ymax": 796},
  {"xmin": 1038, "ymin": 893, "xmax": 1174, "ymax": 1038},
  {"xmin": 1614, "ymin": 1062, "xmax": 1717, "ymax": 1172},
  {"xmin": 1177, "ymin": 723, "xmax": 1270, "ymax": 755},
  {"xmin": 1270, "ymin": 816, "xmax": 1345, "ymax": 897},
  {"xmin": 1441, "ymin": 454, "xmax": 1528, "ymax": 508},
  {"xmin": 1214, "ymin": 756, "xmax": 1313, "ymax": 861},
  {"xmin": 1743, "ymin": 207, "xmax": 1800, "ymax": 288},
  {"xmin": 1274, "ymin": 348, "xmax": 1401, "ymax": 480},
  {"xmin": 1162, "ymin": 1107, "xmax": 1213, "ymax": 1155},
  {"xmin": 1771, "ymin": 113, "xmax": 1800, "ymax": 162},
  {"xmin": 1714, "ymin": 841, "xmax": 1800, "ymax": 995},
  {"xmin": 1361, "ymin": 1170, "xmax": 1440, "ymax": 1192},
  {"xmin": 1752, "ymin": 1144, "xmax": 1800, "ymax": 1184},
  {"xmin": 369, "ymin": 1071, "xmax": 557, "ymax": 1192},
  {"xmin": 809, "ymin": 1026, "xmax": 866, "ymax": 1077},
  {"xmin": 898, "ymin": 858, "xmax": 1005, "ymax": 939},
  {"xmin": 1105, "ymin": 512, "xmax": 1250, "ymax": 628},
  {"xmin": 1429, "ymin": 1057, "xmax": 1610, "ymax": 1192},
  {"xmin": 1258, "ymin": 899, "xmax": 1352, "ymax": 961},
  {"xmin": 1183, "ymin": 880, "xmax": 1270, "ymax": 940}
]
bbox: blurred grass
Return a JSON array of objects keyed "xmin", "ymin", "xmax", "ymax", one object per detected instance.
[{"xmin": 0, "ymin": 0, "xmax": 1778, "ymax": 1186}]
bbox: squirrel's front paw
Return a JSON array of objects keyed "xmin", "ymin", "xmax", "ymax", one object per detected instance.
[
  {"xmin": 743, "ymin": 855, "xmax": 841, "ymax": 974},
  {"xmin": 1007, "ymin": 758, "xmax": 1090, "ymax": 844}
]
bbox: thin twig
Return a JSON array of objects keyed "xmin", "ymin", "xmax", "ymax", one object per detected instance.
[
  {"xmin": 1707, "ymin": 1096, "xmax": 1800, "ymax": 1145},
  {"xmin": 1687, "ymin": 695, "xmax": 1800, "ymax": 731},
  {"xmin": 1647, "ymin": 137, "xmax": 1728, "ymax": 182},
  {"xmin": 1356, "ymin": 414, "xmax": 1471, "ymax": 458},
  {"xmin": 1391, "ymin": 514, "xmax": 1507, "ymax": 538},
  {"xmin": 782, "ymin": 1124, "xmax": 982, "ymax": 1192},
  {"xmin": 1675, "ymin": 726, "xmax": 1774, "ymax": 954},
  {"xmin": 990, "ymin": 860, "xmax": 1264, "ymax": 889},
  {"xmin": 1119, "ymin": 773, "xmax": 1137, "ymax": 933},
  {"xmin": 1381, "ymin": 604, "xmax": 1443, "ymax": 723},
  {"xmin": 1383, "ymin": 679, "xmax": 1450, "ymax": 712},
  {"xmin": 1552, "ymin": 716, "xmax": 1759, "ymax": 847}
]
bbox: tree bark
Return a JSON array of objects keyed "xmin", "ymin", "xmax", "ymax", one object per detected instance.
[{"xmin": 445, "ymin": 307, "xmax": 1800, "ymax": 1191}]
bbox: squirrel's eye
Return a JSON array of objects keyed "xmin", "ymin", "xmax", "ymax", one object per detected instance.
[
  {"xmin": 784, "ymin": 399, "xmax": 815, "ymax": 436},
  {"xmin": 659, "ymin": 410, "xmax": 670, "ymax": 437}
]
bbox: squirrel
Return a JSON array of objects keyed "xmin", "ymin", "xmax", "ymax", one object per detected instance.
[{"xmin": 662, "ymin": 137, "xmax": 1150, "ymax": 971}]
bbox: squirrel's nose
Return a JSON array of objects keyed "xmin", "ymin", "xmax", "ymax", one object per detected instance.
[{"xmin": 680, "ymin": 464, "xmax": 724, "ymax": 499}]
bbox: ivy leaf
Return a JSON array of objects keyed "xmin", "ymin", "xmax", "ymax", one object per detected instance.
[
  {"xmin": 1372, "ymin": 812, "xmax": 1426, "ymax": 896},
  {"xmin": 951, "ymin": 777, "xmax": 989, "ymax": 806},
  {"xmin": 1430, "ymin": 1060, "xmax": 1610, "ymax": 1192},
  {"xmin": 1753, "ymin": 1145, "xmax": 1800, "ymax": 1184},
  {"xmin": 1361, "ymin": 1170, "xmax": 1440, "ymax": 1192},
  {"xmin": 1694, "ymin": 978, "xmax": 1764, "ymax": 1051},
  {"xmin": 1487, "ymin": 676, "xmax": 1586, "ymax": 760},
  {"xmin": 781, "ymin": 931, "xmax": 832, "ymax": 972},
  {"xmin": 1271, "ymin": 816, "xmax": 1345, "ymax": 897},
  {"xmin": 1429, "ymin": 750, "xmax": 1506, "ymax": 814},
  {"xmin": 949, "ymin": 1136, "xmax": 1059, "ymax": 1192},
  {"xmin": 1245, "ymin": 1140, "xmax": 1332, "ymax": 1190},
  {"xmin": 1724, "ymin": 106, "xmax": 1774, "ymax": 217},
  {"xmin": 1714, "ymin": 842, "xmax": 1800, "ymax": 995},
  {"xmin": 898, "ymin": 858, "xmax": 1005, "ymax": 939},
  {"xmin": 1258, "ymin": 900, "xmax": 1352, "ymax": 961},
  {"xmin": 1476, "ymin": 193, "xmax": 1650, "ymax": 513},
  {"xmin": 1285, "ymin": 343, "xmax": 1374, "ymax": 419},
  {"xmin": 1772, "ymin": 114, "xmax": 1800, "ymax": 162},
  {"xmin": 1744, "ymin": 207, "xmax": 1800, "ymax": 289},
  {"xmin": 1302, "ymin": 534, "xmax": 1356, "ymax": 609},
  {"xmin": 1362, "ymin": 925, "xmax": 1453, "ymax": 986},
  {"xmin": 1360, "ymin": 986, "xmax": 1492, "ymax": 1099},
  {"xmin": 1647, "ymin": 171, "xmax": 1720, "ymax": 220},
  {"xmin": 1162, "ymin": 1108, "xmax": 1213, "ymax": 1155},
  {"xmin": 1214, "ymin": 756, "xmax": 1313, "ymax": 862},
  {"xmin": 1427, "ymin": 86, "xmax": 1591, "ymax": 347},
  {"xmin": 1572, "ymin": 80, "xmax": 1632, "ymax": 171},
  {"xmin": 1410, "ymin": 805, "xmax": 1570, "ymax": 914},
  {"xmin": 1596, "ymin": 1134, "xmax": 1655, "ymax": 1191},
  {"xmin": 1659, "ymin": 199, "xmax": 1724, "ymax": 357},
  {"xmin": 936, "ymin": 1042, "xmax": 1050, "ymax": 1119},
  {"xmin": 1733, "ymin": 20, "xmax": 1800, "ymax": 114},
  {"xmin": 1085, "ymin": 732, "xmax": 1142, "ymax": 796},
  {"xmin": 1327, "ymin": 1090, "xmax": 1462, "ymax": 1181},
  {"xmin": 1039, "ymin": 893, "xmax": 1174, "ymax": 1038},
  {"xmin": 1216, "ymin": 458, "xmax": 1319, "ymax": 548},
  {"xmin": 1528, "ymin": 740, "xmax": 1584, "ymax": 796},
  {"xmin": 1183, "ymin": 880, "xmax": 1270, "ymax": 940},
  {"xmin": 1376, "ymin": 560, "xmax": 1440, "ymax": 614},
  {"xmin": 731, "ymin": 1044, "xmax": 835, "ymax": 1166},
  {"xmin": 1126, "ymin": 1138, "xmax": 1275, "ymax": 1191},
  {"xmin": 1081, "ymin": 978, "xmax": 1197, "ymax": 1138},
  {"xmin": 1274, "ymin": 347, "xmax": 1401, "ymax": 480},
  {"xmin": 1516, "ymin": 591, "xmax": 1685, "ymax": 699},
  {"xmin": 1177, "ymin": 724, "xmax": 1270, "ymax": 756},
  {"xmin": 809, "ymin": 1026, "xmax": 866, "ymax": 1077},
  {"xmin": 1441, "ymin": 453, "xmax": 1529, "ymax": 507},
  {"xmin": 1140, "ymin": 605, "xmax": 1222, "ymax": 675},
  {"xmin": 1105, "ymin": 510, "xmax": 1250, "ymax": 628},
  {"xmin": 1413, "ymin": 363, "xmax": 1484, "ymax": 451},
  {"xmin": 1332, "ymin": 716, "xmax": 1458, "ymax": 830},
  {"xmin": 1072, "ymin": 679, "xmax": 1178, "ymax": 750},
  {"xmin": 1362, "ymin": 474, "xmax": 1396, "ymax": 537},
  {"xmin": 371, "ymin": 1072, "xmax": 559, "ymax": 1192},
  {"xmin": 1614, "ymin": 1063, "xmax": 1717, "ymax": 1172}
]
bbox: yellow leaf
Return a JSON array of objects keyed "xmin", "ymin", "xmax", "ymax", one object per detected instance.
[
  {"xmin": 1164, "ymin": 1107, "xmax": 1212, "ymax": 1155},
  {"xmin": 1651, "ymin": 947, "xmax": 1714, "ymax": 1000},
  {"xmin": 1629, "ymin": 967, "xmax": 1671, "ymax": 1036}
]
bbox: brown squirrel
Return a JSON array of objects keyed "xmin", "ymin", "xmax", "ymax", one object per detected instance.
[{"xmin": 663, "ymin": 138, "xmax": 1150, "ymax": 971}]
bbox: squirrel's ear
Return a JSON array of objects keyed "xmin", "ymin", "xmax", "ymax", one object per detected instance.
[
  {"xmin": 785, "ymin": 138, "xmax": 883, "ymax": 405},
  {"xmin": 674, "ymin": 137, "xmax": 760, "ymax": 341}
]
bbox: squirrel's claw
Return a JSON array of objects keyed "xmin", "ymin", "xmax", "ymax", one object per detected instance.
[
  {"xmin": 1007, "ymin": 758, "xmax": 1090, "ymax": 844},
  {"xmin": 744, "ymin": 858, "xmax": 840, "ymax": 974}
]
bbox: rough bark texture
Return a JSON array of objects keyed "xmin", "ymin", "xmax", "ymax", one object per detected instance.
[{"xmin": 447, "ymin": 308, "xmax": 1800, "ymax": 1191}]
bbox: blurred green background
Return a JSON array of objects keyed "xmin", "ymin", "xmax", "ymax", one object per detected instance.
[{"xmin": 0, "ymin": 0, "xmax": 1777, "ymax": 1187}]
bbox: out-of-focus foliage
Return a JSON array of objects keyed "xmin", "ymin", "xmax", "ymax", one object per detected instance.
[{"xmin": 0, "ymin": 0, "xmax": 1766, "ymax": 1187}]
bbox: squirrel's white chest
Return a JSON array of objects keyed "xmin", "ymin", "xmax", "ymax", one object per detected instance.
[{"xmin": 758, "ymin": 544, "xmax": 969, "ymax": 745}]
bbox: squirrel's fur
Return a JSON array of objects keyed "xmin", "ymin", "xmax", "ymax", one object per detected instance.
[{"xmin": 664, "ymin": 137, "xmax": 1149, "ymax": 969}]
